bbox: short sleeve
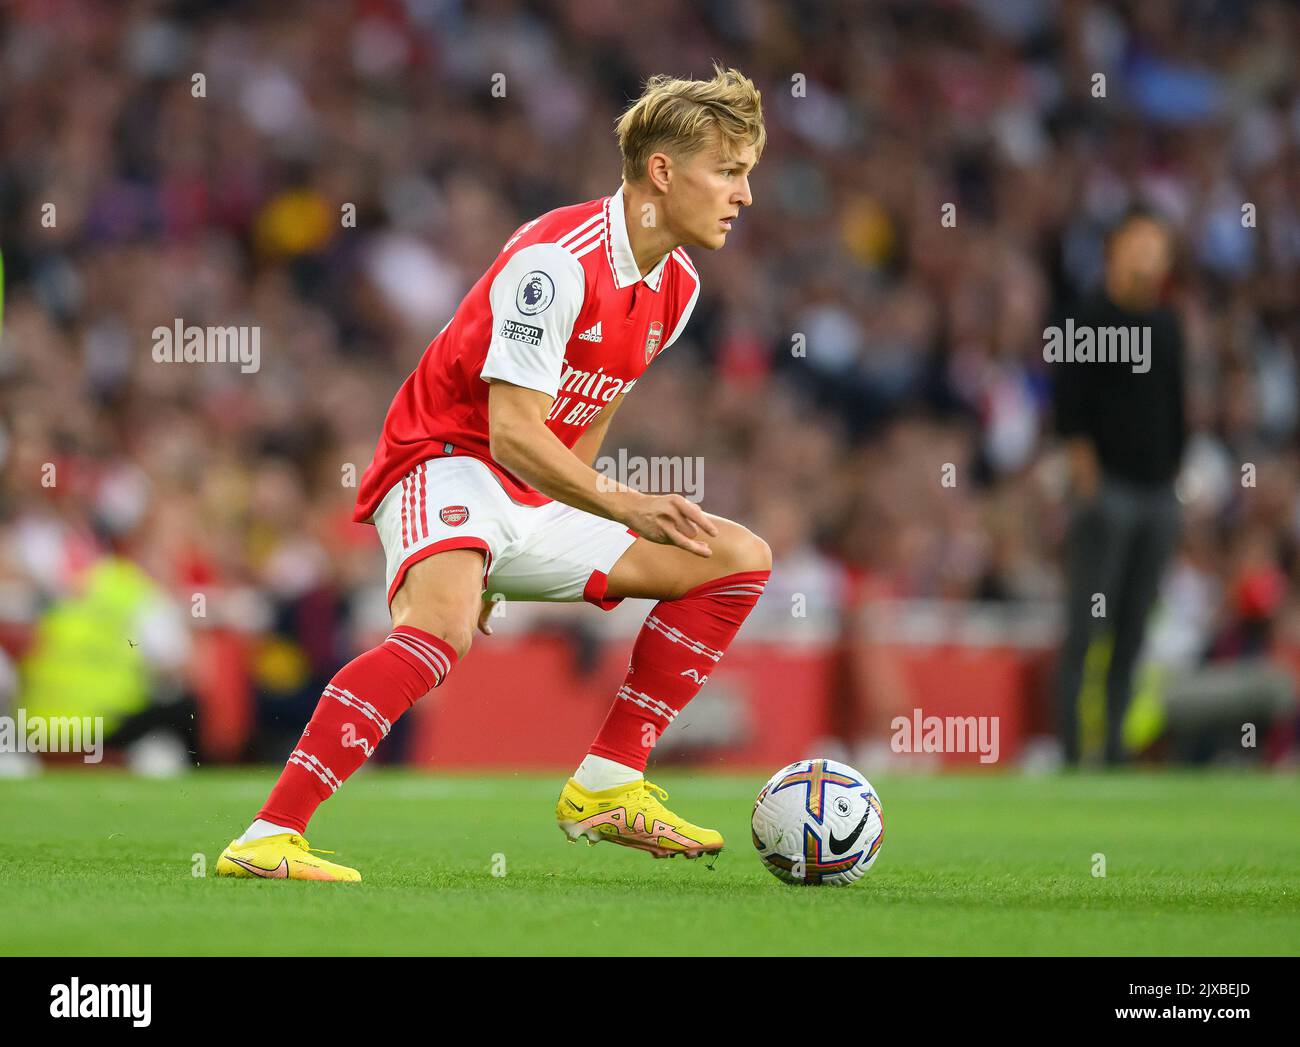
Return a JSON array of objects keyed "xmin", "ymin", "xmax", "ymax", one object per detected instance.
[
  {"xmin": 662, "ymin": 260, "xmax": 700, "ymax": 351},
  {"xmin": 480, "ymin": 242, "xmax": 586, "ymax": 398}
]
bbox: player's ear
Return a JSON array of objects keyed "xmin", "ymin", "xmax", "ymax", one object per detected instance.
[{"xmin": 645, "ymin": 152, "xmax": 672, "ymax": 194}]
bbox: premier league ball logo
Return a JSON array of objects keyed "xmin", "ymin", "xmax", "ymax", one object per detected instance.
[{"xmin": 644, "ymin": 320, "xmax": 664, "ymax": 363}]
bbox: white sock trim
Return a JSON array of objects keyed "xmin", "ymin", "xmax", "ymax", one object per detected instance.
[
  {"xmin": 573, "ymin": 754, "xmax": 642, "ymax": 792},
  {"xmin": 237, "ymin": 818, "xmax": 299, "ymax": 845}
]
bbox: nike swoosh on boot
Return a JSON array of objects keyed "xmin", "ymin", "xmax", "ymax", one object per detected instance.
[{"xmin": 226, "ymin": 855, "xmax": 290, "ymax": 878}]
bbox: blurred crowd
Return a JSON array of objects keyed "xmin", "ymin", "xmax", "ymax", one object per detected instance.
[{"xmin": 0, "ymin": 0, "xmax": 1297, "ymax": 764}]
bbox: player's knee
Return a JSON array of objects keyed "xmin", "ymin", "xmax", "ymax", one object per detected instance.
[
  {"xmin": 725, "ymin": 528, "xmax": 772, "ymax": 574},
  {"xmin": 392, "ymin": 606, "xmax": 475, "ymax": 661},
  {"xmin": 437, "ymin": 620, "xmax": 476, "ymax": 661}
]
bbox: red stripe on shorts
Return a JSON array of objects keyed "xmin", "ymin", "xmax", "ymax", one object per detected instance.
[
  {"xmin": 400, "ymin": 474, "xmax": 409, "ymax": 549},
  {"xmin": 419, "ymin": 462, "xmax": 428, "ymax": 540}
]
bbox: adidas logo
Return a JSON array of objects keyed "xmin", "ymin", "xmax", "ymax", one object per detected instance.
[{"xmin": 577, "ymin": 322, "xmax": 603, "ymax": 343}]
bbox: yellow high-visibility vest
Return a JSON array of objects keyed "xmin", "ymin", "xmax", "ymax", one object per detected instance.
[{"xmin": 20, "ymin": 558, "xmax": 161, "ymax": 734}]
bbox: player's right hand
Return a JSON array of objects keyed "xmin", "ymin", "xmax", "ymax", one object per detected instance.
[
  {"xmin": 624, "ymin": 494, "xmax": 719, "ymax": 557},
  {"xmin": 1066, "ymin": 437, "xmax": 1101, "ymax": 502}
]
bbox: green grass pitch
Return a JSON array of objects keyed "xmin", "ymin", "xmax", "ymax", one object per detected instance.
[{"xmin": 1, "ymin": 768, "xmax": 1298, "ymax": 955}]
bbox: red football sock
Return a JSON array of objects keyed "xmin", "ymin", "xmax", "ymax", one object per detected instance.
[
  {"xmin": 256, "ymin": 625, "xmax": 457, "ymax": 833},
  {"xmin": 586, "ymin": 569, "xmax": 769, "ymax": 771}
]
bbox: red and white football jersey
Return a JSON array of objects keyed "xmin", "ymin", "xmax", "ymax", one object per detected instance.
[{"xmin": 353, "ymin": 186, "xmax": 701, "ymax": 523}]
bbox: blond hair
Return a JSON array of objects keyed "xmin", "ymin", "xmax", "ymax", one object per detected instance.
[{"xmin": 615, "ymin": 63, "xmax": 766, "ymax": 183}]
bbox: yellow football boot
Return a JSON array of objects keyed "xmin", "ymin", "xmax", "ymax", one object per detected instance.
[
  {"xmin": 216, "ymin": 834, "xmax": 361, "ymax": 882},
  {"xmin": 556, "ymin": 778, "xmax": 724, "ymax": 859}
]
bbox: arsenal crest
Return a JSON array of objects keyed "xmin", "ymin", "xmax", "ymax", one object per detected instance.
[
  {"xmin": 644, "ymin": 320, "xmax": 664, "ymax": 363},
  {"xmin": 439, "ymin": 504, "xmax": 469, "ymax": 527}
]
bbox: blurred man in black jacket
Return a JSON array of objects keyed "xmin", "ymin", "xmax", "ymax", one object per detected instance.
[{"xmin": 1053, "ymin": 210, "xmax": 1187, "ymax": 765}]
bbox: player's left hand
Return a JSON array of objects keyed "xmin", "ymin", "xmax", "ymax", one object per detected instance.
[{"xmin": 477, "ymin": 595, "xmax": 497, "ymax": 635}]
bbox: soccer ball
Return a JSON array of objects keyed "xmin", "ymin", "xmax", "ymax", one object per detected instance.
[{"xmin": 751, "ymin": 758, "xmax": 884, "ymax": 885}]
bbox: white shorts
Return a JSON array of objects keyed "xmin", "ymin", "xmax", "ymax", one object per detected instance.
[{"xmin": 372, "ymin": 456, "xmax": 639, "ymax": 610}]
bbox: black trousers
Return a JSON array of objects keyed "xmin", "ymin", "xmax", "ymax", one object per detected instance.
[
  {"xmin": 1055, "ymin": 477, "xmax": 1180, "ymax": 764},
  {"xmin": 108, "ymin": 695, "xmax": 199, "ymax": 756}
]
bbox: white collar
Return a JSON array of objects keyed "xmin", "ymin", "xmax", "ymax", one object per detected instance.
[{"xmin": 605, "ymin": 184, "xmax": 670, "ymax": 292}]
